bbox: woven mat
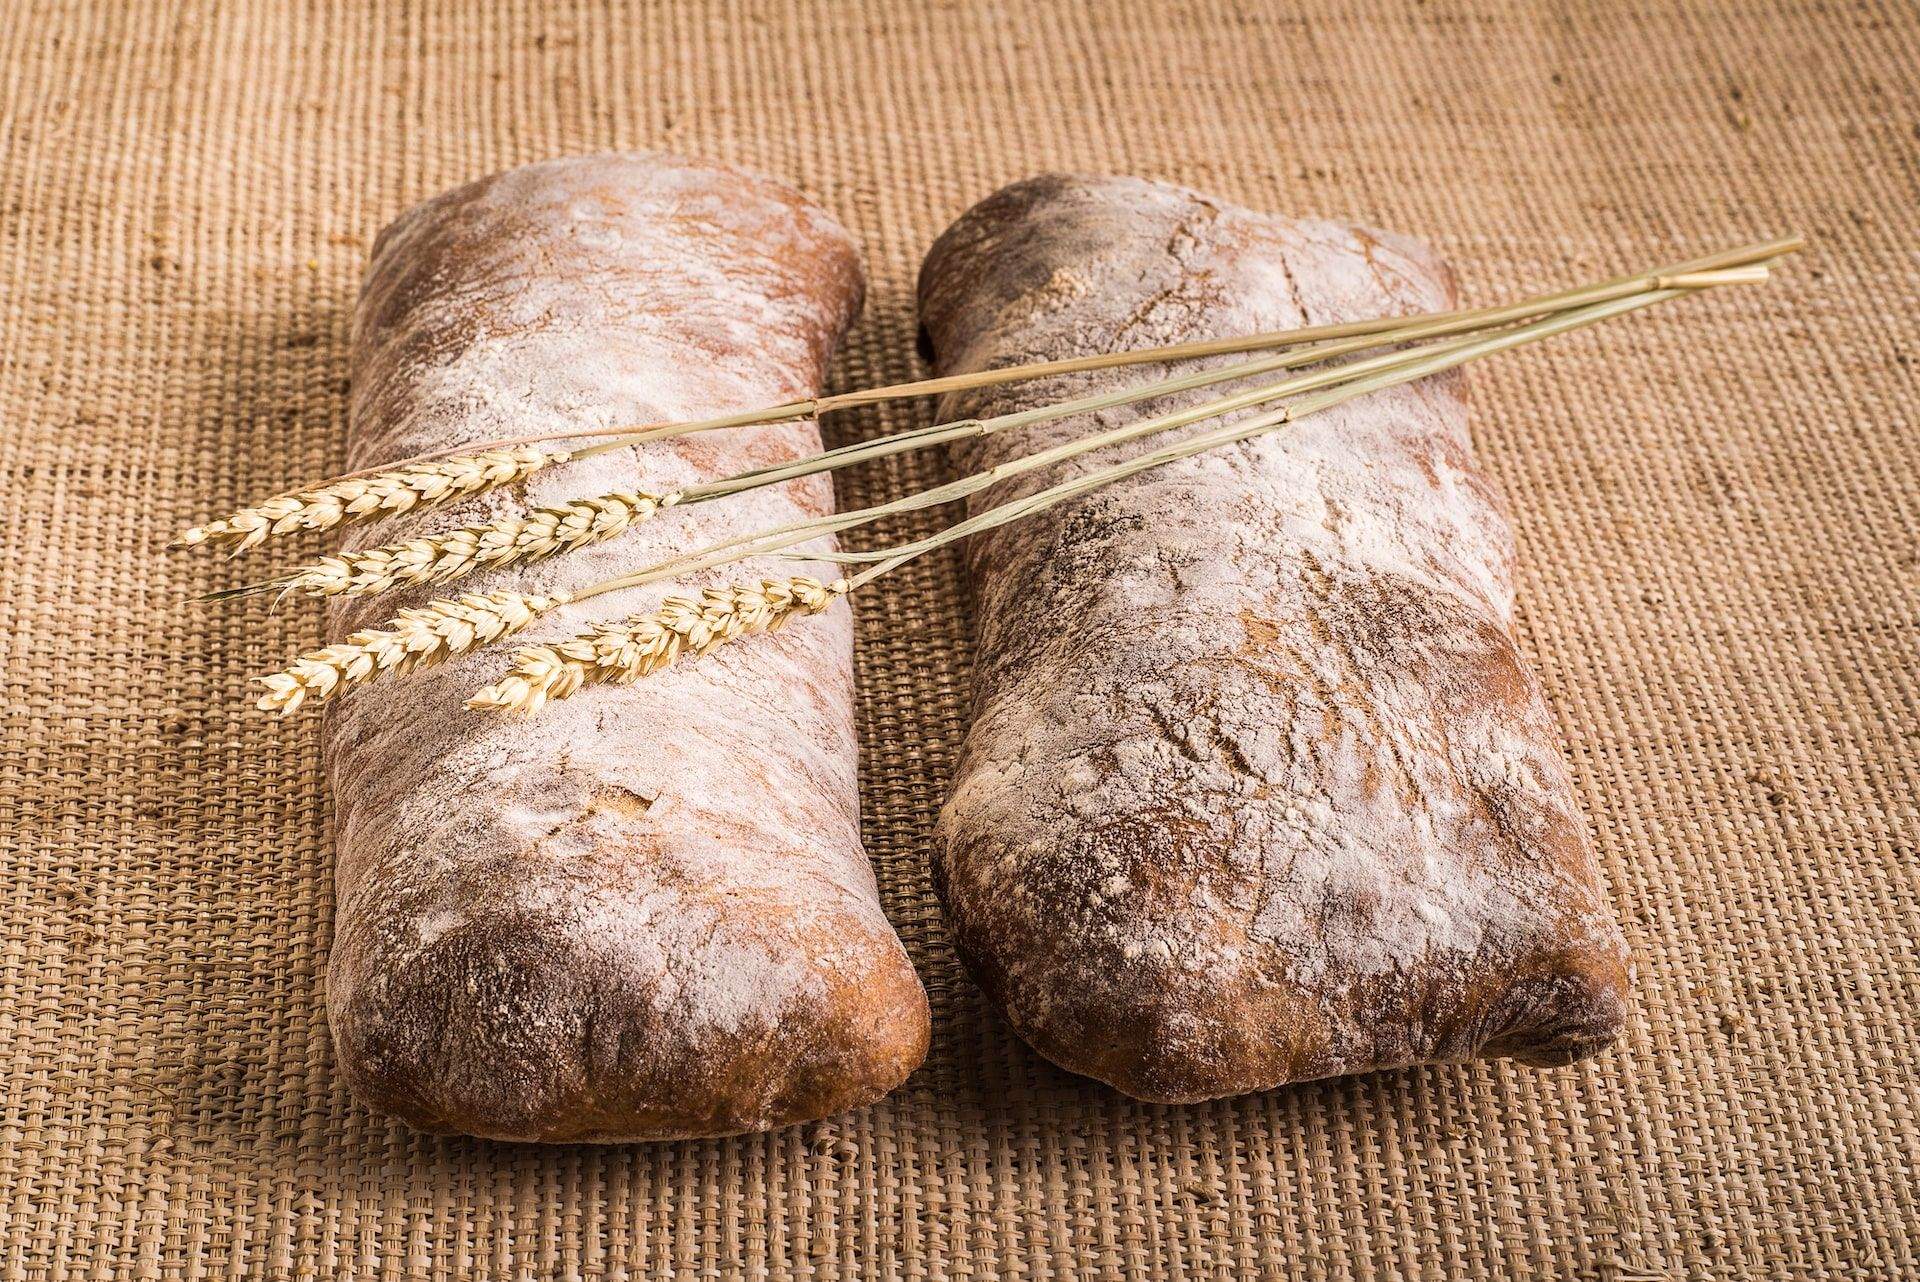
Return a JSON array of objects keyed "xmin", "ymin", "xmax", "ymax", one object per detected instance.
[{"xmin": 2, "ymin": 1, "xmax": 1915, "ymax": 1277}]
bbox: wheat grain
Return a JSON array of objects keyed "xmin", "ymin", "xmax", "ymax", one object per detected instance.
[
  {"xmin": 178, "ymin": 446, "xmax": 570, "ymax": 552},
  {"xmin": 467, "ymin": 576, "xmax": 846, "ymax": 714},
  {"xmin": 255, "ymin": 588, "xmax": 568, "ymax": 715},
  {"xmin": 271, "ymin": 489, "xmax": 678, "ymax": 598}
]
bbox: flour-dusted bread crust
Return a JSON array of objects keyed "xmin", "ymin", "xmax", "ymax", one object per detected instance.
[
  {"xmin": 918, "ymin": 175, "xmax": 1630, "ymax": 1102},
  {"xmin": 323, "ymin": 153, "xmax": 929, "ymax": 1141}
]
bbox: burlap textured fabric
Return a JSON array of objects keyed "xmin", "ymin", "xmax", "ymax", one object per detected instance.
[{"xmin": 1, "ymin": 1, "xmax": 1913, "ymax": 1277}]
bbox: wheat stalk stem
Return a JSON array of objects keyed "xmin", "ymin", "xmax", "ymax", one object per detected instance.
[{"xmin": 635, "ymin": 263, "xmax": 1787, "ymax": 593}]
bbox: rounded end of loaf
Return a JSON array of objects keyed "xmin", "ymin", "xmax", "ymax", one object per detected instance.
[
  {"xmin": 1478, "ymin": 941, "xmax": 1634, "ymax": 1068},
  {"xmin": 937, "ymin": 804, "xmax": 1635, "ymax": 1105},
  {"xmin": 940, "ymin": 903, "xmax": 1329, "ymax": 1105},
  {"xmin": 326, "ymin": 874, "xmax": 929, "ymax": 1143},
  {"xmin": 356, "ymin": 149, "xmax": 867, "ymax": 402},
  {"xmin": 949, "ymin": 903, "xmax": 1632, "ymax": 1103}
]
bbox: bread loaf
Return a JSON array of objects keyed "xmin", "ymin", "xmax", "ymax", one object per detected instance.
[
  {"xmin": 918, "ymin": 175, "xmax": 1631, "ymax": 1102},
  {"xmin": 324, "ymin": 153, "xmax": 929, "ymax": 1141}
]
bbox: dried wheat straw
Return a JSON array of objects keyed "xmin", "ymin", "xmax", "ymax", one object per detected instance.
[
  {"xmin": 179, "ymin": 446, "xmax": 569, "ymax": 552},
  {"xmin": 226, "ymin": 243, "xmax": 1786, "ymax": 720},
  {"xmin": 256, "ymin": 589, "xmax": 567, "ymax": 714},
  {"xmin": 465, "ymin": 275, "xmax": 1778, "ymax": 716},
  {"xmin": 466, "ymin": 576, "xmax": 845, "ymax": 714}
]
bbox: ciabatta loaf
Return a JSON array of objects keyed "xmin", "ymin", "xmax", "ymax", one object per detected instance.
[
  {"xmin": 919, "ymin": 175, "xmax": 1631, "ymax": 1102},
  {"xmin": 325, "ymin": 153, "xmax": 929, "ymax": 1141}
]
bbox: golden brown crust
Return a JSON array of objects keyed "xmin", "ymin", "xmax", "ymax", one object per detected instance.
[
  {"xmin": 919, "ymin": 174, "xmax": 1630, "ymax": 1102},
  {"xmin": 323, "ymin": 153, "xmax": 928, "ymax": 1141}
]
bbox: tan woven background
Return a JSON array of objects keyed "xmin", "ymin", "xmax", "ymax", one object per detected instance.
[{"xmin": 2, "ymin": 0, "xmax": 1915, "ymax": 1277}]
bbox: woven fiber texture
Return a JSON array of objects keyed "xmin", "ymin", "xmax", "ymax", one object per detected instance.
[{"xmin": 1, "ymin": 1, "xmax": 1914, "ymax": 1277}]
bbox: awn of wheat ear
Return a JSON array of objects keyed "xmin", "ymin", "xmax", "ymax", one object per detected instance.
[
  {"xmin": 256, "ymin": 589, "xmax": 568, "ymax": 714},
  {"xmin": 270, "ymin": 489, "xmax": 678, "ymax": 598},
  {"xmin": 467, "ymin": 576, "xmax": 847, "ymax": 715},
  {"xmin": 178, "ymin": 446, "xmax": 570, "ymax": 552}
]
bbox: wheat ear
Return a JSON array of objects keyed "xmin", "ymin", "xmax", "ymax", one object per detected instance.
[
  {"xmin": 467, "ymin": 576, "xmax": 845, "ymax": 715},
  {"xmin": 242, "ymin": 489, "xmax": 679, "ymax": 599},
  {"xmin": 178, "ymin": 446, "xmax": 570, "ymax": 552},
  {"xmin": 255, "ymin": 588, "xmax": 568, "ymax": 714}
]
